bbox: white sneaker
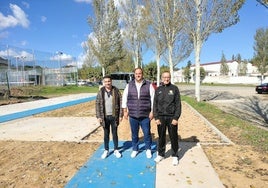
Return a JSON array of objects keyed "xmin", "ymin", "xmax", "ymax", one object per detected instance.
[
  {"xmin": 101, "ymin": 150, "xmax": 109, "ymax": 159},
  {"xmin": 154, "ymin": 155, "xmax": 164, "ymax": 163},
  {"xmin": 114, "ymin": 150, "xmax": 121, "ymax": 158},
  {"xmin": 172, "ymin": 156, "xmax": 178, "ymax": 166},
  {"xmin": 146, "ymin": 149, "xmax": 152, "ymax": 158},
  {"xmin": 131, "ymin": 151, "xmax": 138, "ymax": 158}
]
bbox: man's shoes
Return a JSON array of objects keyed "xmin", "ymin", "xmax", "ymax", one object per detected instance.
[
  {"xmin": 101, "ymin": 150, "xmax": 109, "ymax": 159},
  {"xmin": 146, "ymin": 149, "xmax": 152, "ymax": 158},
  {"xmin": 172, "ymin": 156, "xmax": 178, "ymax": 166},
  {"xmin": 154, "ymin": 155, "xmax": 164, "ymax": 163},
  {"xmin": 114, "ymin": 150, "xmax": 121, "ymax": 158},
  {"xmin": 131, "ymin": 150, "xmax": 138, "ymax": 158}
]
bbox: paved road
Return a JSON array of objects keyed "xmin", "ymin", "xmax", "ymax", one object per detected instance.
[
  {"xmin": 178, "ymin": 85, "xmax": 268, "ymax": 128},
  {"xmin": 178, "ymin": 84, "xmax": 266, "ymax": 98}
]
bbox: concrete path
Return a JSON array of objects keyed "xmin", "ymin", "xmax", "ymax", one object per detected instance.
[
  {"xmin": 0, "ymin": 94, "xmax": 225, "ymax": 188},
  {"xmin": 0, "ymin": 93, "xmax": 96, "ymax": 123}
]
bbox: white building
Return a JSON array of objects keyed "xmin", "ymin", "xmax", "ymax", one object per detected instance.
[{"xmin": 174, "ymin": 61, "xmax": 267, "ymax": 84}]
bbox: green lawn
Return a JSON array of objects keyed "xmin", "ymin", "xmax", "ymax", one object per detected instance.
[{"xmin": 182, "ymin": 95, "xmax": 268, "ymax": 152}]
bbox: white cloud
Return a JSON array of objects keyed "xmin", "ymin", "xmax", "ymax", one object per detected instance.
[
  {"xmin": 20, "ymin": 40, "xmax": 27, "ymax": 46},
  {"xmin": 74, "ymin": 0, "xmax": 92, "ymax": 4},
  {"xmin": 0, "ymin": 4, "xmax": 30, "ymax": 30},
  {"xmin": 0, "ymin": 31, "xmax": 9, "ymax": 39},
  {"xmin": 50, "ymin": 52, "xmax": 73, "ymax": 61},
  {"xmin": 22, "ymin": 1, "xmax": 30, "ymax": 9},
  {"xmin": 41, "ymin": 16, "xmax": 47, "ymax": 23},
  {"xmin": 0, "ymin": 48, "xmax": 33, "ymax": 61}
]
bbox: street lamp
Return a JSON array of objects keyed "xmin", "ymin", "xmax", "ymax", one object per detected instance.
[
  {"xmin": 21, "ymin": 56, "xmax": 26, "ymax": 86},
  {"xmin": 15, "ymin": 56, "xmax": 19, "ymax": 85},
  {"xmin": 56, "ymin": 51, "xmax": 63, "ymax": 86}
]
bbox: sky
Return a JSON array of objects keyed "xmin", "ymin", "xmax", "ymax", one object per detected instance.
[{"xmin": 0, "ymin": 0, "xmax": 267, "ymax": 68}]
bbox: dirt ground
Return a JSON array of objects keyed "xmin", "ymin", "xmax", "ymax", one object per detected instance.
[{"xmin": 0, "ymin": 100, "xmax": 268, "ymax": 188}]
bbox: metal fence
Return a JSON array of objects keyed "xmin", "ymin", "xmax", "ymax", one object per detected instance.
[{"xmin": 0, "ymin": 44, "xmax": 78, "ymax": 87}]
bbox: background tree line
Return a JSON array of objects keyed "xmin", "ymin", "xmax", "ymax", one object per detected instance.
[{"xmin": 82, "ymin": 0, "xmax": 267, "ymax": 101}]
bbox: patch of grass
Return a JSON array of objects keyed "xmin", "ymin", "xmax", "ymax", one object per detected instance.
[
  {"xmin": 14, "ymin": 86, "xmax": 99, "ymax": 97},
  {"xmin": 181, "ymin": 95, "xmax": 268, "ymax": 152}
]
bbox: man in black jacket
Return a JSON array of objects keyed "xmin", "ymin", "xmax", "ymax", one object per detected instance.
[{"xmin": 153, "ymin": 71, "xmax": 182, "ymax": 165}]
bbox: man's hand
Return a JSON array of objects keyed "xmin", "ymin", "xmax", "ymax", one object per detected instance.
[
  {"xmin": 149, "ymin": 112, "xmax": 153, "ymax": 120},
  {"xmin": 123, "ymin": 111, "xmax": 128, "ymax": 120},
  {"xmin": 171, "ymin": 119, "xmax": 178, "ymax": 125},
  {"xmin": 98, "ymin": 118, "xmax": 103, "ymax": 123},
  {"xmin": 155, "ymin": 119, "xmax": 161, "ymax": 125}
]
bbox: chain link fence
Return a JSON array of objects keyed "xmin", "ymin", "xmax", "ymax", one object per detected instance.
[
  {"xmin": 0, "ymin": 44, "xmax": 78, "ymax": 86},
  {"xmin": 0, "ymin": 44, "xmax": 78, "ymax": 98}
]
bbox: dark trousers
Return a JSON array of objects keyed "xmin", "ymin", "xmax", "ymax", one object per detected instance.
[
  {"xmin": 103, "ymin": 115, "xmax": 118, "ymax": 151},
  {"xmin": 157, "ymin": 116, "xmax": 179, "ymax": 157}
]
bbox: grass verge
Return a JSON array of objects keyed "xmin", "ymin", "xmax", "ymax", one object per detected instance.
[
  {"xmin": 182, "ymin": 95, "xmax": 268, "ymax": 152},
  {"xmin": 9, "ymin": 85, "xmax": 99, "ymax": 97}
]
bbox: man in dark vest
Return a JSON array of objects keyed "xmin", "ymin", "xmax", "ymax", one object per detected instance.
[{"xmin": 122, "ymin": 68, "xmax": 155, "ymax": 158}]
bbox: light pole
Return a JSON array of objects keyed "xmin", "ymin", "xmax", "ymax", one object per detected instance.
[
  {"xmin": 57, "ymin": 51, "xmax": 63, "ymax": 86},
  {"xmin": 15, "ymin": 56, "xmax": 19, "ymax": 85},
  {"xmin": 21, "ymin": 56, "xmax": 26, "ymax": 86}
]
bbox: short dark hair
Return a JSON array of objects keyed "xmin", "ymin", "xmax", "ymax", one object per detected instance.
[
  {"xmin": 134, "ymin": 67, "xmax": 143, "ymax": 74},
  {"xmin": 103, "ymin": 75, "xmax": 112, "ymax": 80}
]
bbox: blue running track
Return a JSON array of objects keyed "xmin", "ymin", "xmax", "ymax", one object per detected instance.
[
  {"xmin": 65, "ymin": 141, "xmax": 157, "ymax": 188},
  {"xmin": 0, "ymin": 96, "xmax": 96, "ymax": 123}
]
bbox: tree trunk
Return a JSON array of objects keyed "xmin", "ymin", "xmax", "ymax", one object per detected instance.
[
  {"xmin": 194, "ymin": 0, "xmax": 202, "ymax": 102},
  {"xmin": 156, "ymin": 53, "xmax": 161, "ymax": 86},
  {"xmin": 168, "ymin": 44, "xmax": 174, "ymax": 84},
  {"xmin": 102, "ymin": 67, "xmax": 105, "ymax": 77},
  {"xmin": 194, "ymin": 44, "xmax": 201, "ymax": 102}
]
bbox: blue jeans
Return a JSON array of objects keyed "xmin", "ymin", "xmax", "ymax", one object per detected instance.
[{"xmin": 129, "ymin": 117, "xmax": 152, "ymax": 151}]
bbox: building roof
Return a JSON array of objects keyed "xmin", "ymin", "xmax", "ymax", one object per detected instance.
[{"xmin": 191, "ymin": 60, "xmax": 236, "ymax": 67}]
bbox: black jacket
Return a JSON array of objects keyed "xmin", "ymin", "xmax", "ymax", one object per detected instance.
[{"xmin": 153, "ymin": 83, "xmax": 181, "ymax": 120}]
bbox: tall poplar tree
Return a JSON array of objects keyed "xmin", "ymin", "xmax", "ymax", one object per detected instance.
[
  {"xmin": 220, "ymin": 53, "xmax": 229, "ymax": 76},
  {"xmin": 88, "ymin": 0, "xmax": 125, "ymax": 76},
  {"xmin": 252, "ymin": 28, "xmax": 268, "ymax": 83}
]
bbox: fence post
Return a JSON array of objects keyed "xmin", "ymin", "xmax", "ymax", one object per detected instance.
[{"xmin": 6, "ymin": 71, "xmax": 11, "ymax": 98}]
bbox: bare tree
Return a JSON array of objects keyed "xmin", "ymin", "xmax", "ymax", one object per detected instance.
[
  {"xmin": 158, "ymin": 0, "xmax": 190, "ymax": 83},
  {"xmin": 162, "ymin": 32, "xmax": 193, "ymax": 79},
  {"xmin": 119, "ymin": 0, "xmax": 148, "ymax": 68},
  {"xmin": 145, "ymin": 0, "xmax": 192, "ymax": 84},
  {"xmin": 257, "ymin": 0, "xmax": 268, "ymax": 8},
  {"xmin": 145, "ymin": 0, "xmax": 166, "ymax": 86},
  {"xmin": 181, "ymin": 0, "xmax": 244, "ymax": 101}
]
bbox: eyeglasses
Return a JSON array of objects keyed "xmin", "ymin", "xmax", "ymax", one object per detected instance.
[{"xmin": 162, "ymin": 77, "xmax": 170, "ymax": 79}]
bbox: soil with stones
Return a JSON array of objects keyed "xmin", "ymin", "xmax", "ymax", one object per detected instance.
[{"xmin": 0, "ymin": 100, "xmax": 267, "ymax": 188}]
